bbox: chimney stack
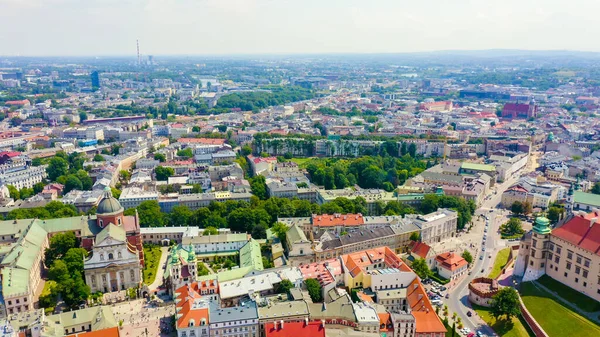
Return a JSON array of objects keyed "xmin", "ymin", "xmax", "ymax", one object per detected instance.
[
  {"xmin": 280, "ymin": 320, "xmax": 284, "ymax": 329},
  {"xmin": 591, "ymin": 218, "xmax": 598, "ymax": 228}
]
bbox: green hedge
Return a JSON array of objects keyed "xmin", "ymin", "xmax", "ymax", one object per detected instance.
[{"xmin": 431, "ymin": 273, "xmax": 450, "ymax": 285}]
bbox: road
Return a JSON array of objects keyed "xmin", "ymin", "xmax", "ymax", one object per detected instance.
[
  {"xmin": 443, "ymin": 150, "xmax": 541, "ymax": 336},
  {"xmin": 445, "ymin": 174, "xmax": 519, "ymax": 336}
]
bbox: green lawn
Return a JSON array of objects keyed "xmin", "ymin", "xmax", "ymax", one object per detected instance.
[
  {"xmin": 290, "ymin": 157, "xmax": 314, "ymax": 166},
  {"xmin": 488, "ymin": 247, "xmax": 511, "ymax": 279},
  {"xmin": 520, "ymin": 282, "xmax": 600, "ymax": 337},
  {"xmin": 536, "ymin": 275, "xmax": 600, "ymax": 312},
  {"xmin": 473, "ymin": 304, "xmax": 534, "ymax": 337},
  {"xmin": 142, "ymin": 244, "xmax": 162, "ymax": 285}
]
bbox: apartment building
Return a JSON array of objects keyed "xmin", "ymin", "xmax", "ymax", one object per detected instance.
[{"xmin": 404, "ymin": 208, "xmax": 458, "ymax": 244}]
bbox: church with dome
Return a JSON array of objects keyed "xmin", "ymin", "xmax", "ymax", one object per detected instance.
[{"xmin": 83, "ymin": 188, "xmax": 144, "ymax": 292}]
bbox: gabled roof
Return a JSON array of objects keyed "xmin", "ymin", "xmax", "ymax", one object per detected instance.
[
  {"xmin": 95, "ymin": 223, "xmax": 126, "ymax": 244},
  {"xmin": 312, "ymin": 213, "xmax": 364, "ymax": 227},
  {"xmin": 409, "ymin": 241, "xmax": 432, "ymax": 259}
]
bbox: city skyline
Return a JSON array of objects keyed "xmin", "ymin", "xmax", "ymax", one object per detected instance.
[{"xmin": 1, "ymin": 0, "xmax": 599, "ymax": 56}]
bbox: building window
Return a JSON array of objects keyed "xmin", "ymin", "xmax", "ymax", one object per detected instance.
[
  {"xmin": 564, "ymin": 272, "xmax": 568, "ymax": 277},
  {"xmin": 584, "ymin": 260, "xmax": 590, "ymax": 268},
  {"xmin": 555, "ymin": 256, "xmax": 560, "ymax": 263},
  {"xmin": 584, "ymin": 282, "xmax": 587, "ymax": 287},
  {"xmin": 118, "ymin": 252, "xmax": 122, "ymax": 259},
  {"xmin": 100, "ymin": 254, "xmax": 104, "ymax": 261},
  {"xmin": 576, "ymin": 256, "xmax": 582, "ymax": 264},
  {"xmin": 583, "ymin": 270, "xmax": 588, "ymax": 278},
  {"xmin": 567, "ymin": 251, "xmax": 573, "ymax": 259},
  {"xmin": 575, "ymin": 278, "xmax": 579, "ymax": 283},
  {"xmin": 576, "ymin": 267, "xmax": 580, "ymax": 275},
  {"xmin": 108, "ymin": 253, "xmax": 114, "ymax": 260},
  {"xmin": 566, "ymin": 262, "xmax": 571, "ymax": 270},
  {"xmin": 556, "ymin": 246, "xmax": 562, "ymax": 254}
]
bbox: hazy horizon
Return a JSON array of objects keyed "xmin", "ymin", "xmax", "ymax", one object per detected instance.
[{"xmin": 1, "ymin": 0, "xmax": 599, "ymax": 56}]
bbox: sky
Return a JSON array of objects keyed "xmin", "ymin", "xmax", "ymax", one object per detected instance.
[{"xmin": 0, "ymin": 0, "xmax": 598, "ymax": 56}]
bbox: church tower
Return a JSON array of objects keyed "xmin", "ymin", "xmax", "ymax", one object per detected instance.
[
  {"xmin": 187, "ymin": 245, "xmax": 197, "ymax": 281},
  {"xmin": 522, "ymin": 217, "xmax": 552, "ymax": 282}
]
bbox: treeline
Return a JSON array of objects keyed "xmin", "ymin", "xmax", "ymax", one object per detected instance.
[
  {"xmin": 303, "ymin": 155, "xmax": 429, "ymax": 191},
  {"xmin": 316, "ymin": 106, "xmax": 382, "ymax": 117},
  {"xmin": 215, "ymin": 86, "xmax": 315, "ymax": 112},
  {"xmin": 4, "ymin": 201, "xmax": 80, "ymax": 220}
]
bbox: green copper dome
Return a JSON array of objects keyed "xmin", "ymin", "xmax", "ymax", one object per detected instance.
[{"xmin": 533, "ymin": 217, "xmax": 551, "ymax": 235}]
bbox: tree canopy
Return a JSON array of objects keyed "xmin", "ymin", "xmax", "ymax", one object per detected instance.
[
  {"xmin": 490, "ymin": 287, "xmax": 521, "ymax": 321},
  {"xmin": 411, "ymin": 258, "xmax": 432, "ymax": 279},
  {"xmin": 305, "ymin": 278, "xmax": 323, "ymax": 302}
]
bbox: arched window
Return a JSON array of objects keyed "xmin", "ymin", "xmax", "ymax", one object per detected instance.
[
  {"xmin": 188, "ymin": 319, "xmax": 195, "ymax": 327},
  {"xmin": 100, "ymin": 254, "xmax": 104, "ymax": 261},
  {"xmin": 118, "ymin": 252, "xmax": 122, "ymax": 259},
  {"xmin": 108, "ymin": 253, "xmax": 114, "ymax": 260},
  {"xmin": 99, "ymin": 219, "xmax": 103, "ymax": 227}
]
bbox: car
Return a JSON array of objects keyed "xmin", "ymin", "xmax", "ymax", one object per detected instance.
[
  {"xmin": 440, "ymin": 286, "xmax": 447, "ymax": 291},
  {"xmin": 466, "ymin": 311, "xmax": 472, "ymax": 317},
  {"xmin": 489, "ymin": 209, "xmax": 493, "ymax": 212},
  {"xmin": 481, "ymin": 269, "xmax": 485, "ymax": 273},
  {"xmin": 482, "ymin": 247, "xmax": 486, "ymax": 251},
  {"xmin": 489, "ymin": 255, "xmax": 492, "ymax": 258},
  {"xmin": 477, "ymin": 331, "xmax": 484, "ymax": 337},
  {"xmin": 445, "ymin": 293, "xmax": 450, "ymax": 299},
  {"xmin": 467, "ymin": 333, "xmax": 475, "ymax": 337},
  {"xmin": 479, "ymin": 255, "xmax": 484, "ymax": 260},
  {"xmin": 484, "ymin": 228, "xmax": 487, "ymax": 233}
]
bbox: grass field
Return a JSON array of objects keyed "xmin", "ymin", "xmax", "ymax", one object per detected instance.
[
  {"xmin": 142, "ymin": 244, "xmax": 162, "ymax": 285},
  {"xmin": 290, "ymin": 157, "xmax": 314, "ymax": 166},
  {"xmin": 488, "ymin": 247, "xmax": 511, "ymax": 279},
  {"xmin": 473, "ymin": 304, "xmax": 534, "ymax": 337},
  {"xmin": 536, "ymin": 275, "xmax": 600, "ymax": 312},
  {"xmin": 520, "ymin": 282, "xmax": 600, "ymax": 337}
]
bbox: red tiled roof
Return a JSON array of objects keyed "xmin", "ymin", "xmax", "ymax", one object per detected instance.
[
  {"xmin": 265, "ymin": 321, "xmax": 325, "ymax": 337},
  {"xmin": 4, "ymin": 99, "xmax": 30, "ymax": 106},
  {"xmin": 503, "ymin": 103, "xmax": 530, "ymax": 113},
  {"xmin": 409, "ymin": 241, "xmax": 431, "ymax": 259},
  {"xmin": 406, "ymin": 278, "xmax": 447, "ymax": 334},
  {"xmin": 0, "ymin": 151, "xmax": 21, "ymax": 158},
  {"xmin": 553, "ymin": 214, "xmax": 600, "ymax": 255},
  {"xmin": 435, "ymin": 252, "xmax": 468, "ymax": 271},
  {"xmin": 312, "ymin": 213, "xmax": 364, "ymax": 227}
]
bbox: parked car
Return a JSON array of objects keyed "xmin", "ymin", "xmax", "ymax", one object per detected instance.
[
  {"xmin": 445, "ymin": 293, "xmax": 450, "ymax": 299},
  {"xmin": 440, "ymin": 286, "xmax": 447, "ymax": 291},
  {"xmin": 479, "ymin": 255, "xmax": 484, "ymax": 260},
  {"xmin": 467, "ymin": 311, "xmax": 472, "ymax": 317}
]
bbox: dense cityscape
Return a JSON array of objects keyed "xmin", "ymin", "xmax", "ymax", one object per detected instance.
[{"xmin": 1, "ymin": 46, "xmax": 600, "ymax": 337}]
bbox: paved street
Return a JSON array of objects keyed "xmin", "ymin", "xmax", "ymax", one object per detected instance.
[
  {"xmin": 112, "ymin": 299, "xmax": 177, "ymax": 337},
  {"xmin": 443, "ymin": 173, "xmax": 520, "ymax": 336},
  {"xmin": 442, "ymin": 151, "xmax": 540, "ymax": 336}
]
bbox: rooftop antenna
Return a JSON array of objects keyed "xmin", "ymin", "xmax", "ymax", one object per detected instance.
[{"xmin": 136, "ymin": 39, "xmax": 141, "ymax": 66}]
